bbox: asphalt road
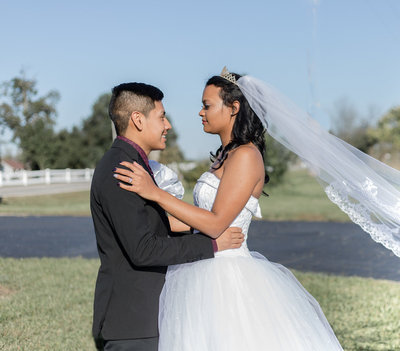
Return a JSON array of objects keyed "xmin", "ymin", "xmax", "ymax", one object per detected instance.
[{"xmin": 1, "ymin": 216, "xmax": 399, "ymax": 281}]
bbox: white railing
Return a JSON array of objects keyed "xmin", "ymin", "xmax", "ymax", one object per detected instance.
[{"xmin": 0, "ymin": 168, "xmax": 94, "ymax": 187}]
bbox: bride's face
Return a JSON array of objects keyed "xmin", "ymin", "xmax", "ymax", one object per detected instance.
[{"xmin": 199, "ymin": 85, "xmax": 234, "ymax": 135}]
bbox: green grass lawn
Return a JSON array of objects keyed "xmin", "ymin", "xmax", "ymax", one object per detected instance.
[
  {"xmin": 0, "ymin": 258, "xmax": 399, "ymax": 351},
  {"xmin": 1, "ymin": 171, "xmax": 397, "ymax": 350},
  {"xmin": 0, "ymin": 170, "xmax": 349, "ymax": 221},
  {"xmin": 259, "ymin": 170, "xmax": 349, "ymax": 221},
  {"xmin": 0, "ymin": 191, "xmax": 91, "ymax": 216}
]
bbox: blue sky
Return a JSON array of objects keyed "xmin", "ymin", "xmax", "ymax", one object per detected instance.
[{"xmin": 1, "ymin": 0, "xmax": 399, "ymax": 159}]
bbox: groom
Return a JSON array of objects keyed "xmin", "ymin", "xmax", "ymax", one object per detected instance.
[{"xmin": 91, "ymin": 82, "xmax": 244, "ymax": 350}]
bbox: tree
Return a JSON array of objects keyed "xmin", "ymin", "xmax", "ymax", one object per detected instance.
[
  {"xmin": 264, "ymin": 135, "xmax": 294, "ymax": 186},
  {"xmin": 49, "ymin": 93, "xmax": 113, "ymax": 169},
  {"xmin": 19, "ymin": 118, "xmax": 56, "ymax": 170},
  {"xmin": 79, "ymin": 93, "xmax": 113, "ymax": 167},
  {"xmin": 158, "ymin": 115, "xmax": 185, "ymax": 164},
  {"xmin": 0, "ymin": 72, "xmax": 59, "ymax": 169},
  {"xmin": 329, "ymin": 98, "xmax": 377, "ymax": 153},
  {"xmin": 180, "ymin": 160, "xmax": 210, "ymax": 188},
  {"xmin": 367, "ymin": 106, "xmax": 400, "ymax": 160},
  {"xmin": 51, "ymin": 126, "xmax": 86, "ymax": 169}
]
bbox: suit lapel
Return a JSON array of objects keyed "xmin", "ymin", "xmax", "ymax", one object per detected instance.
[
  {"xmin": 111, "ymin": 138, "xmax": 156, "ymax": 183},
  {"xmin": 137, "ymin": 155, "xmax": 156, "ymax": 184}
]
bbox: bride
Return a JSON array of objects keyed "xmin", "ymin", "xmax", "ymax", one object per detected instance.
[{"xmin": 113, "ymin": 68, "xmax": 350, "ymax": 350}]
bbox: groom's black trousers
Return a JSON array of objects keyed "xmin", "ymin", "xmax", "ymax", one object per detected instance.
[{"xmin": 97, "ymin": 336, "xmax": 158, "ymax": 351}]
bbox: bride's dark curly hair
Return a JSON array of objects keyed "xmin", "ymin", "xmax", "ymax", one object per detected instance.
[{"xmin": 207, "ymin": 73, "xmax": 270, "ymax": 186}]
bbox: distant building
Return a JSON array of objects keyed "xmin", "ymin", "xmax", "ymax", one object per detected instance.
[{"xmin": 0, "ymin": 159, "xmax": 25, "ymax": 174}]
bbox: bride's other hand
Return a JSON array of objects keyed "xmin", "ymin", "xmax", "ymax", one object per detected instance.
[
  {"xmin": 113, "ymin": 161, "xmax": 160, "ymax": 201},
  {"xmin": 216, "ymin": 227, "xmax": 244, "ymax": 251}
]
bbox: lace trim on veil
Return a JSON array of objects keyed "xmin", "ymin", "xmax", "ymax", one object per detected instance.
[{"xmin": 325, "ymin": 182, "xmax": 400, "ymax": 257}]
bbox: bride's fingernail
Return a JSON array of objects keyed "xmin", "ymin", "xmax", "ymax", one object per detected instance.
[
  {"xmin": 112, "ymin": 167, "xmax": 117, "ymax": 171},
  {"xmin": 113, "ymin": 174, "xmax": 118, "ymax": 178},
  {"xmin": 117, "ymin": 183, "xmax": 120, "ymax": 187}
]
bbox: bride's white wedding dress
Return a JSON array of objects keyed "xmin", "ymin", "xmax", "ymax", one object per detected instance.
[{"xmin": 158, "ymin": 172, "xmax": 343, "ymax": 350}]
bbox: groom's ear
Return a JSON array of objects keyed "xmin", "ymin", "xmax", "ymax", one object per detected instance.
[{"xmin": 131, "ymin": 111, "xmax": 144, "ymax": 131}]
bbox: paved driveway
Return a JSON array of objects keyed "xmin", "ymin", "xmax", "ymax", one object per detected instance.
[
  {"xmin": 1, "ymin": 216, "xmax": 399, "ymax": 281},
  {"xmin": 248, "ymin": 220, "xmax": 400, "ymax": 281}
]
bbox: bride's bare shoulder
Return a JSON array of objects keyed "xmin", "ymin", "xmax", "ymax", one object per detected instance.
[
  {"xmin": 227, "ymin": 144, "xmax": 263, "ymax": 165},
  {"xmin": 222, "ymin": 144, "xmax": 265, "ymax": 183}
]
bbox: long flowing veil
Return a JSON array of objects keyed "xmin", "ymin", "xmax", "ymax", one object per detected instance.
[{"xmin": 237, "ymin": 75, "xmax": 400, "ymax": 257}]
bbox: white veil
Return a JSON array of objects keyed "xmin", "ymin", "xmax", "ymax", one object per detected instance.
[{"xmin": 236, "ymin": 75, "xmax": 400, "ymax": 257}]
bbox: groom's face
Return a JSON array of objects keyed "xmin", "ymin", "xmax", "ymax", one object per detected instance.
[{"xmin": 142, "ymin": 100, "xmax": 171, "ymax": 151}]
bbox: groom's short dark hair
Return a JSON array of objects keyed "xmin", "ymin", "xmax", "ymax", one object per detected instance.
[{"xmin": 109, "ymin": 82, "xmax": 164, "ymax": 135}]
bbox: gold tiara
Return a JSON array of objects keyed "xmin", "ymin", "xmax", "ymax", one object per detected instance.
[{"xmin": 220, "ymin": 66, "xmax": 237, "ymax": 85}]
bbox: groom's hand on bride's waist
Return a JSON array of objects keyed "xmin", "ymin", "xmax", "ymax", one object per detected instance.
[{"xmin": 215, "ymin": 227, "xmax": 244, "ymax": 251}]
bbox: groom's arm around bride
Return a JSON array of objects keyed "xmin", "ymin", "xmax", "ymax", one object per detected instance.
[{"xmin": 91, "ymin": 82, "xmax": 243, "ymax": 351}]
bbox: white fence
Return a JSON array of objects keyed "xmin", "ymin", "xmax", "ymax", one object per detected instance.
[{"xmin": 0, "ymin": 168, "xmax": 94, "ymax": 187}]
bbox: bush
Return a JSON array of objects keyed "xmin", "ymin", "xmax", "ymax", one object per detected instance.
[
  {"xmin": 264, "ymin": 136, "xmax": 295, "ymax": 186},
  {"xmin": 181, "ymin": 161, "xmax": 211, "ymax": 189}
]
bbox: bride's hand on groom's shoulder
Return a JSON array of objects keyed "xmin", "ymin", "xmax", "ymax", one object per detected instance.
[
  {"xmin": 113, "ymin": 161, "xmax": 159, "ymax": 201},
  {"xmin": 216, "ymin": 227, "xmax": 244, "ymax": 252}
]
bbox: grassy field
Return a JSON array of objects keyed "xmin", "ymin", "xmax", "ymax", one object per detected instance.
[
  {"xmin": 0, "ymin": 191, "xmax": 91, "ymax": 216},
  {"xmin": 258, "ymin": 170, "xmax": 349, "ymax": 221},
  {"xmin": 1, "ymin": 170, "xmax": 397, "ymax": 350},
  {"xmin": 0, "ymin": 257, "xmax": 399, "ymax": 351},
  {"xmin": 0, "ymin": 170, "xmax": 349, "ymax": 221}
]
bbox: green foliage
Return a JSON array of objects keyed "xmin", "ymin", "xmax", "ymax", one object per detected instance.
[
  {"xmin": 78, "ymin": 93, "xmax": 113, "ymax": 168},
  {"xmin": 330, "ymin": 98, "xmax": 378, "ymax": 153},
  {"xmin": 51, "ymin": 93, "xmax": 113, "ymax": 169},
  {"xmin": 51, "ymin": 126, "xmax": 86, "ymax": 169},
  {"xmin": 158, "ymin": 116, "xmax": 185, "ymax": 164},
  {"xmin": 0, "ymin": 72, "xmax": 60, "ymax": 169},
  {"xmin": 264, "ymin": 135, "xmax": 294, "ymax": 186},
  {"xmin": 18, "ymin": 118, "xmax": 57, "ymax": 170},
  {"xmin": 368, "ymin": 106, "xmax": 400, "ymax": 158},
  {"xmin": 0, "ymin": 73, "xmax": 184, "ymax": 170},
  {"xmin": 180, "ymin": 160, "xmax": 210, "ymax": 188},
  {"xmin": 0, "ymin": 72, "xmax": 113, "ymax": 169}
]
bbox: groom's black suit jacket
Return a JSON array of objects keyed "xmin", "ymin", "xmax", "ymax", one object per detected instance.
[{"xmin": 91, "ymin": 138, "xmax": 214, "ymax": 340}]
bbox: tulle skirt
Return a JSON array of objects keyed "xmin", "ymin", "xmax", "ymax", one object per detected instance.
[{"xmin": 158, "ymin": 250, "xmax": 343, "ymax": 351}]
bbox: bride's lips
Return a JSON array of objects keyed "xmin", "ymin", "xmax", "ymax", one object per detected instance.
[{"xmin": 202, "ymin": 120, "xmax": 207, "ymax": 125}]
